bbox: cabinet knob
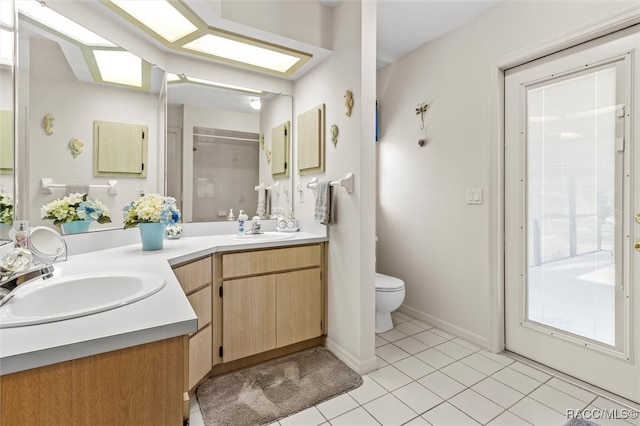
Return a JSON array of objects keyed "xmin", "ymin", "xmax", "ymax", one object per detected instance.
[{"xmin": 635, "ymin": 240, "xmax": 640, "ymax": 252}]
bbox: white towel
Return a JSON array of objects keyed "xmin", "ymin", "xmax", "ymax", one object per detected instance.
[
  {"xmin": 314, "ymin": 182, "xmax": 332, "ymax": 225},
  {"xmin": 256, "ymin": 187, "xmax": 266, "ymax": 218},
  {"xmin": 265, "ymin": 189, "xmax": 271, "ymax": 219},
  {"xmin": 66, "ymin": 184, "xmax": 89, "ymax": 196}
]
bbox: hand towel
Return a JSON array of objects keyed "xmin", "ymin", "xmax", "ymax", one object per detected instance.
[
  {"xmin": 314, "ymin": 181, "xmax": 332, "ymax": 225},
  {"xmin": 265, "ymin": 188, "xmax": 272, "ymax": 219},
  {"xmin": 66, "ymin": 184, "xmax": 89, "ymax": 196},
  {"xmin": 256, "ymin": 187, "xmax": 266, "ymax": 218}
]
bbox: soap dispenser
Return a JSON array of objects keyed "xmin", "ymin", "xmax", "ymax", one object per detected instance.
[
  {"xmin": 237, "ymin": 210, "xmax": 248, "ymax": 235},
  {"xmin": 227, "ymin": 209, "xmax": 235, "ymax": 221},
  {"xmin": 12, "ymin": 221, "xmax": 30, "ymax": 249}
]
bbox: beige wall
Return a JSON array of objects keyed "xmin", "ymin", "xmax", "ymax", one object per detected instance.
[
  {"xmin": 376, "ymin": 1, "xmax": 638, "ymax": 347},
  {"xmin": 293, "ymin": 0, "xmax": 377, "ymax": 372}
]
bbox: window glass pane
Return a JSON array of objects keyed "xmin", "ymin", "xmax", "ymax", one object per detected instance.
[{"xmin": 526, "ymin": 66, "xmax": 617, "ymax": 346}]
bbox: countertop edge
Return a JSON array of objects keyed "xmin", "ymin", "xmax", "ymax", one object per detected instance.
[
  {"xmin": 0, "ymin": 319, "xmax": 196, "ymax": 375},
  {"xmin": 0, "ymin": 233, "xmax": 328, "ymax": 376}
]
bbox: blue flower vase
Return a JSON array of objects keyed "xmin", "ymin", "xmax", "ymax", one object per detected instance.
[
  {"xmin": 61, "ymin": 220, "xmax": 91, "ymax": 235},
  {"xmin": 0, "ymin": 223, "xmax": 11, "ymax": 240},
  {"xmin": 139, "ymin": 222, "xmax": 166, "ymax": 251}
]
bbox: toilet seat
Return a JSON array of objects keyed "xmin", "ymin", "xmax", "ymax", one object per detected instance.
[{"xmin": 375, "ymin": 273, "xmax": 404, "ymax": 292}]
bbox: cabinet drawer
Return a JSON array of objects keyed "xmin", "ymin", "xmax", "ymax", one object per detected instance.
[
  {"xmin": 188, "ymin": 324, "xmax": 212, "ymax": 390},
  {"xmin": 222, "ymin": 245, "xmax": 321, "ymax": 279},
  {"xmin": 173, "ymin": 256, "xmax": 212, "ymax": 294},
  {"xmin": 187, "ymin": 285, "xmax": 212, "ymax": 331}
]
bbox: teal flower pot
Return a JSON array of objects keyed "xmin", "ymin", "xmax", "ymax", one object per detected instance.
[
  {"xmin": 139, "ymin": 222, "xmax": 166, "ymax": 251},
  {"xmin": 0, "ymin": 223, "xmax": 11, "ymax": 240},
  {"xmin": 61, "ymin": 220, "xmax": 91, "ymax": 235}
]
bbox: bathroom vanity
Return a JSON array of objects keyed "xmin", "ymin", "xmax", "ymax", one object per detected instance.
[
  {"xmin": 0, "ymin": 229, "xmax": 327, "ymax": 425},
  {"xmin": 172, "ymin": 242, "xmax": 328, "ymax": 392}
]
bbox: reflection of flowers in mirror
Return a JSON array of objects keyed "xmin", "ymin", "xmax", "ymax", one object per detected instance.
[
  {"xmin": 41, "ymin": 193, "xmax": 112, "ymax": 225},
  {"xmin": 0, "ymin": 193, "xmax": 13, "ymax": 225},
  {"xmin": 122, "ymin": 193, "xmax": 181, "ymax": 229}
]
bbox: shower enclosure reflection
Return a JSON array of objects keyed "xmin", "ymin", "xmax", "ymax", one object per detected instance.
[{"xmin": 167, "ymin": 77, "xmax": 293, "ymax": 223}]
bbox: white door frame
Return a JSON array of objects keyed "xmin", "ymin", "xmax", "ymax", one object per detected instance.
[{"xmin": 488, "ymin": 5, "xmax": 640, "ymax": 354}]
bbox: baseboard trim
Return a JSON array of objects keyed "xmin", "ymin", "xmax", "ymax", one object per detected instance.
[
  {"xmin": 325, "ymin": 338, "xmax": 377, "ymax": 375},
  {"xmin": 398, "ymin": 304, "xmax": 489, "ymax": 350}
]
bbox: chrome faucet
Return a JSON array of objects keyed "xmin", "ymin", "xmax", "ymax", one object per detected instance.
[
  {"xmin": 246, "ymin": 216, "xmax": 263, "ymax": 235},
  {"xmin": 0, "ymin": 264, "xmax": 55, "ymax": 307}
]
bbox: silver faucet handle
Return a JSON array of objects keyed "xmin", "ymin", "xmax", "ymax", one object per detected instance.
[{"xmin": 0, "ymin": 264, "xmax": 55, "ymax": 307}]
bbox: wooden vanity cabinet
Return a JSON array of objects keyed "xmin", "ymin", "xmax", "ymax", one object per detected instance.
[
  {"xmin": 171, "ymin": 243, "xmax": 326, "ymax": 385},
  {"xmin": 0, "ymin": 337, "xmax": 185, "ymax": 425},
  {"xmin": 220, "ymin": 244, "xmax": 325, "ymax": 363},
  {"xmin": 172, "ymin": 255, "xmax": 220, "ymax": 391}
]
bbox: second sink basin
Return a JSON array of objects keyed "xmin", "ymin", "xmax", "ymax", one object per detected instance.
[
  {"xmin": 228, "ymin": 232, "xmax": 295, "ymax": 242},
  {"xmin": 0, "ymin": 271, "xmax": 166, "ymax": 328}
]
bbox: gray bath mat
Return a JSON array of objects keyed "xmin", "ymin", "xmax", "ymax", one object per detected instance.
[
  {"xmin": 196, "ymin": 346, "xmax": 363, "ymax": 426},
  {"xmin": 564, "ymin": 419, "xmax": 600, "ymax": 426}
]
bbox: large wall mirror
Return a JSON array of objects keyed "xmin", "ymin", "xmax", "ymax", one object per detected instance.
[
  {"xmin": 16, "ymin": 4, "xmax": 165, "ymax": 234},
  {"xmin": 0, "ymin": 1, "xmax": 15, "ymax": 242},
  {"xmin": 13, "ymin": 2, "xmax": 295, "ymax": 236},
  {"xmin": 167, "ymin": 77, "xmax": 293, "ymax": 223}
]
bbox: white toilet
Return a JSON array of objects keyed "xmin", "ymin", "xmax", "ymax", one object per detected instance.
[{"xmin": 375, "ymin": 273, "xmax": 406, "ymax": 333}]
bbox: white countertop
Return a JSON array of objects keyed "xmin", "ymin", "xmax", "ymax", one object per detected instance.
[{"xmin": 0, "ymin": 230, "xmax": 327, "ymax": 375}]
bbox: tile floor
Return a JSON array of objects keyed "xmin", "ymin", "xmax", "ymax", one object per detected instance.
[{"xmin": 189, "ymin": 312, "xmax": 639, "ymax": 426}]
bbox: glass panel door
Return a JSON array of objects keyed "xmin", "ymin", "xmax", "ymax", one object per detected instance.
[
  {"xmin": 504, "ymin": 29, "xmax": 639, "ymax": 402},
  {"xmin": 525, "ymin": 64, "xmax": 623, "ymax": 349}
]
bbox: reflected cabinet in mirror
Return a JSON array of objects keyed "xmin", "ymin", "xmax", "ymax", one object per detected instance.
[
  {"xmin": 167, "ymin": 77, "xmax": 292, "ymax": 222},
  {"xmin": 16, "ymin": 6, "xmax": 165, "ymax": 234},
  {"xmin": 0, "ymin": 0, "xmax": 15, "ymax": 241}
]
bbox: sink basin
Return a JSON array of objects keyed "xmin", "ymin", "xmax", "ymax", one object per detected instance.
[
  {"xmin": 0, "ymin": 271, "xmax": 165, "ymax": 328},
  {"xmin": 228, "ymin": 232, "xmax": 295, "ymax": 242}
]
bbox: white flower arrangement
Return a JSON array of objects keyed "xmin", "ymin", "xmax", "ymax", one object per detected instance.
[
  {"xmin": 122, "ymin": 193, "xmax": 180, "ymax": 229},
  {"xmin": 42, "ymin": 193, "xmax": 112, "ymax": 226}
]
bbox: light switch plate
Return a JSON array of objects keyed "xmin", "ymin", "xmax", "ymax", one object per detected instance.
[{"xmin": 466, "ymin": 188, "xmax": 483, "ymax": 205}]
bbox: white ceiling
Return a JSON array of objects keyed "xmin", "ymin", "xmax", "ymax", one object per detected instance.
[
  {"xmin": 376, "ymin": 0, "xmax": 503, "ymax": 68},
  {"xmin": 184, "ymin": 0, "xmax": 505, "ymax": 107},
  {"xmin": 34, "ymin": 0, "xmax": 503, "ymax": 112}
]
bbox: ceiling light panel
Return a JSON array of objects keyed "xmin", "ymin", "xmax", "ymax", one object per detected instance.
[
  {"xmin": 110, "ymin": 0, "xmax": 198, "ymax": 43},
  {"xmin": 101, "ymin": 0, "xmax": 312, "ymax": 76},
  {"xmin": 18, "ymin": 1, "xmax": 115, "ymax": 46},
  {"xmin": 93, "ymin": 50, "xmax": 142, "ymax": 87},
  {"xmin": 183, "ymin": 34, "xmax": 300, "ymax": 73}
]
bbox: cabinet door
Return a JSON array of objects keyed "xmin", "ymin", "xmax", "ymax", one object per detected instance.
[
  {"xmin": 276, "ymin": 268, "xmax": 322, "ymax": 348},
  {"xmin": 189, "ymin": 324, "xmax": 212, "ymax": 390},
  {"xmin": 222, "ymin": 275, "xmax": 276, "ymax": 362}
]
